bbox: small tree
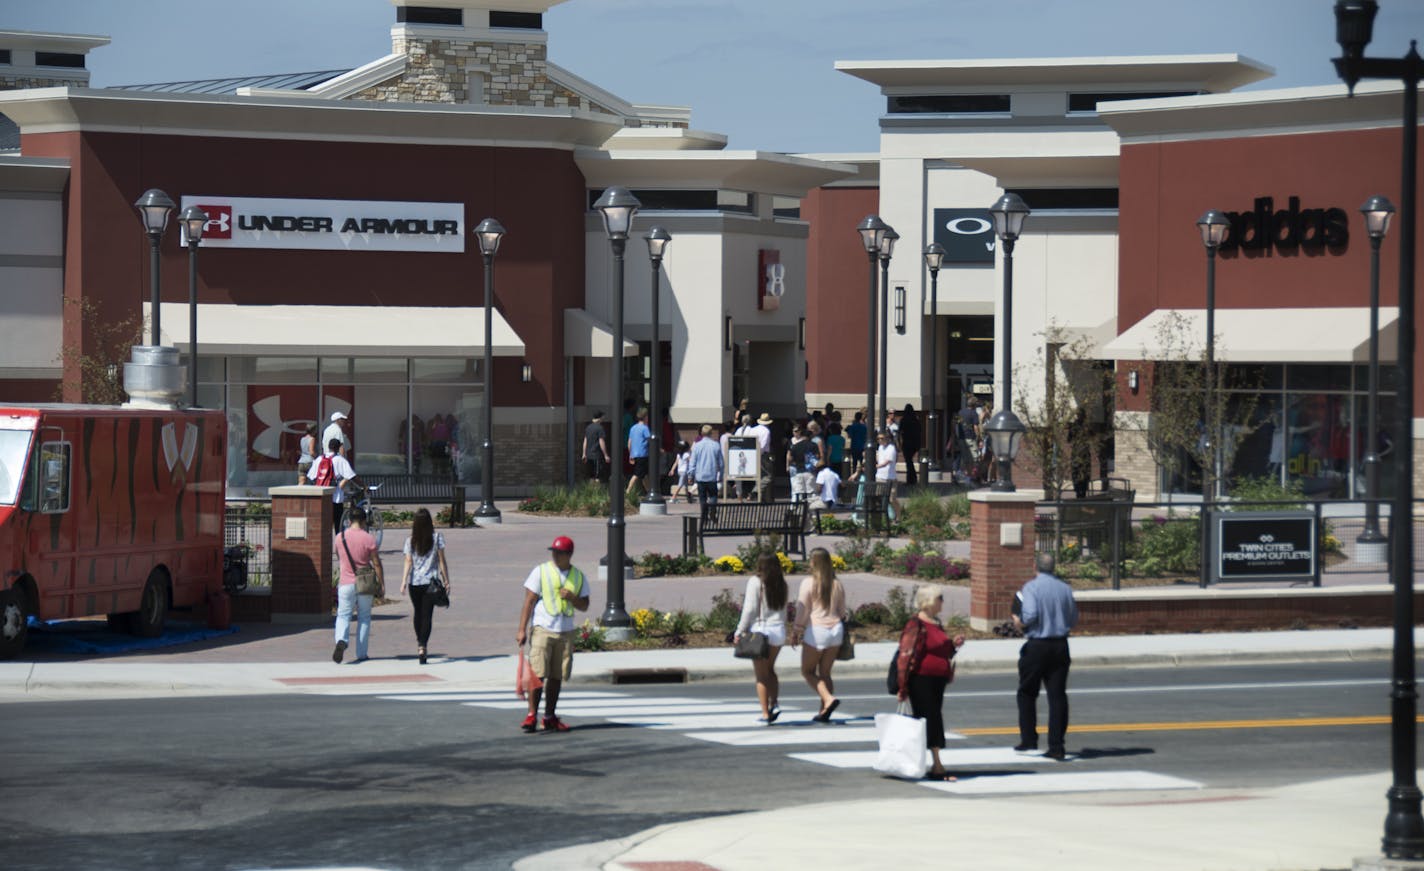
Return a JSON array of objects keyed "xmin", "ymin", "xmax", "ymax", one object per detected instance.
[
  {"xmin": 54, "ymin": 298, "xmax": 144, "ymax": 405},
  {"xmin": 1013, "ymin": 323, "xmax": 1114, "ymax": 496}
]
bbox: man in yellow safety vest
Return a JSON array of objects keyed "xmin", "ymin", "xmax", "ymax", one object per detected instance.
[{"xmin": 515, "ymin": 535, "xmax": 590, "ymax": 732}]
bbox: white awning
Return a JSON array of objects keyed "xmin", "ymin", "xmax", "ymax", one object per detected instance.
[
  {"xmin": 1100, "ymin": 307, "xmax": 1398, "ymax": 363},
  {"xmin": 563, "ymin": 308, "xmax": 638, "ymax": 358},
  {"xmin": 150, "ymin": 303, "xmax": 525, "ymax": 357}
]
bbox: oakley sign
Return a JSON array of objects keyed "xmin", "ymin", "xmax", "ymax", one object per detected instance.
[
  {"xmin": 932, "ymin": 208, "xmax": 996, "ymax": 265},
  {"xmin": 178, "ymin": 196, "xmax": 465, "ymax": 253}
]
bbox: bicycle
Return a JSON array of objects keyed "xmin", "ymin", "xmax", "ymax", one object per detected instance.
[{"xmin": 341, "ymin": 482, "xmax": 384, "ymax": 549}]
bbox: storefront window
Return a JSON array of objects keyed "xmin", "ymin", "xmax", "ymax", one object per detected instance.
[
  {"xmin": 321, "ymin": 357, "xmax": 408, "ymax": 384},
  {"xmin": 413, "ymin": 358, "xmax": 480, "ymax": 383},
  {"xmin": 230, "ymin": 356, "xmax": 317, "ymax": 384},
  {"xmin": 411, "ymin": 384, "xmax": 484, "ymax": 483}
]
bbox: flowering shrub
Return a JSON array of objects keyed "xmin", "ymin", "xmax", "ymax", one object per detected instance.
[
  {"xmin": 638, "ymin": 551, "xmax": 712, "ymax": 576},
  {"xmin": 853, "ymin": 601, "xmax": 891, "ymax": 624},
  {"xmin": 775, "ymin": 552, "xmax": 794, "ymax": 574},
  {"xmin": 714, "ymin": 555, "xmax": 745, "ymax": 573},
  {"xmin": 705, "ymin": 588, "xmax": 744, "ymax": 632},
  {"xmin": 631, "ymin": 608, "xmax": 661, "ymax": 638},
  {"xmin": 830, "ymin": 554, "xmax": 847, "ymax": 571},
  {"xmin": 574, "ymin": 619, "xmax": 607, "ymax": 651},
  {"xmin": 1322, "ymin": 533, "xmax": 1343, "ymax": 554},
  {"xmin": 944, "ymin": 559, "xmax": 970, "ymax": 581}
]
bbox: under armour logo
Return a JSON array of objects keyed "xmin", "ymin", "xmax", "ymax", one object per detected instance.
[{"xmin": 199, "ymin": 204, "xmax": 233, "ymax": 239}]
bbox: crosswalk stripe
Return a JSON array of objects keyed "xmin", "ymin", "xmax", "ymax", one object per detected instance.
[
  {"xmin": 918, "ymin": 770, "xmax": 1203, "ymax": 795},
  {"xmin": 607, "ymin": 712, "xmax": 810, "ymax": 730},
  {"xmin": 452, "ymin": 696, "xmax": 718, "ymax": 710},
  {"xmin": 375, "ymin": 690, "xmax": 626, "ymax": 702},
  {"xmin": 685, "ymin": 726, "xmax": 885, "ymax": 746},
  {"xmin": 463, "ymin": 701, "xmax": 768, "ymax": 716},
  {"xmin": 788, "ymin": 747, "xmax": 1051, "ymax": 770}
]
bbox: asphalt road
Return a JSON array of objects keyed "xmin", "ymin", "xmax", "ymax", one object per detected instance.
[{"xmin": 0, "ymin": 659, "xmax": 1408, "ymax": 870}]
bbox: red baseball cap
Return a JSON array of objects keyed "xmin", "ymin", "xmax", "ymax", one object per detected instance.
[{"xmin": 549, "ymin": 536, "xmax": 575, "ymax": 553}]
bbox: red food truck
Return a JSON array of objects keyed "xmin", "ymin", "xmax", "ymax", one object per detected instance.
[{"xmin": 0, "ymin": 404, "xmax": 227, "ymax": 658}]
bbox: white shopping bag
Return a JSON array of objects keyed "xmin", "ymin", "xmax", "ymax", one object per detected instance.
[{"xmin": 873, "ymin": 704, "xmax": 929, "ymax": 780}]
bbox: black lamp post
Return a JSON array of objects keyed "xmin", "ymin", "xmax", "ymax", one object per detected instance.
[
  {"xmin": 878, "ymin": 227, "xmax": 898, "ymax": 437},
  {"xmin": 987, "ymin": 193, "xmax": 1030, "ymax": 492},
  {"xmin": 1333, "ymin": 1, "xmax": 1424, "ymax": 858},
  {"xmin": 473, "ymin": 217, "xmax": 507, "ymax": 523},
  {"xmin": 923, "ymin": 242, "xmax": 946, "ymax": 481},
  {"xmin": 857, "ymin": 215, "xmax": 889, "ymax": 490},
  {"xmin": 594, "ymin": 186, "xmax": 640, "ymax": 633},
  {"xmin": 642, "ymin": 226, "xmax": 672, "ymax": 514},
  {"xmin": 1358, "ymin": 195, "xmax": 1396, "ymax": 558},
  {"xmin": 1196, "ymin": 209, "xmax": 1229, "ymax": 587},
  {"xmin": 178, "ymin": 206, "xmax": 208, "ymax": 408},
  {"xmin": 133, "ymin": 189, "xmax": 175, "ymax": 346}
]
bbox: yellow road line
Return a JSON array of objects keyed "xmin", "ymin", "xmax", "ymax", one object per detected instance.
[{"xmin": 956, "ymin": 715, "xmax": 1422, "ymax": 736}]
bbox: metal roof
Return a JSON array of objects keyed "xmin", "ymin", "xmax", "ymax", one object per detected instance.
[
  {"xmin": 0, "ymin": 115, "xmax": 18, "ymax": 152},
  {"xmin": 110, "ymin": 70, "xmax": 348, "ymax": 95}
]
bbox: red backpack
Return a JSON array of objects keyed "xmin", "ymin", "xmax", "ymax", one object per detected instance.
[{"xmin": 313, "ymin": 454, "xmax": 337, "ymax": 487}]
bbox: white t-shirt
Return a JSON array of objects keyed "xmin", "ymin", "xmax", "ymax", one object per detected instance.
[
  {"xmin": 307, "ymin": 452, "xmax": 357, "ymax": 502},
  {"xmin": 523, "ymin": 562, "xmax": 589, "ymax": 632},
  {"xmin": 403, "ymin": 532, "xmax": 445, "ymax": 585},
  {"xmin": 816, "ymin": 466, "xmax": 842, "ymax": 504},
  {"xmin": 322, "ymin": 421, "xmax": 349, "ymax": 455},
  {"xmin": 876, "ymin": 442, "xmax": 898, "ymax": 482}
]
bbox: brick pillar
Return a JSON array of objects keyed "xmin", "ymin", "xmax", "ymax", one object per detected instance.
[
  {"xmin": 269, "ymin": 485, "xmax": 333, "ymax": 620},
  {"xmin": 969, "ymin": 490, "xmax": 1041, "ymax": 631}
]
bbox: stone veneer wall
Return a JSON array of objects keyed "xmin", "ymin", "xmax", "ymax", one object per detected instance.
[
  {"xmin": 496, "ymin": 420, "xmax": 565, "ymax": 491},
  {"xmin": 0, "ymin": 74, "xmax": 84, "ymax": 90},
  {"xmin": 1112, "ymin": 411, "xmax": 1158, "ymax": 499}
]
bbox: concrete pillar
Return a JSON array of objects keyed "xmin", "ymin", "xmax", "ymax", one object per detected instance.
[
  {"xmin": 969, "ymin": 489, "xmax": 1041, "ymax": 631},
  {"xmin": 269, "ymin": 485, "xmax": 334, "ymax": 620}
]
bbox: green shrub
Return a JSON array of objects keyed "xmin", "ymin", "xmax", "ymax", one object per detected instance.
[
  {"xmin": 1227, "ymin": 476, "xmax": 1306, "ymax": 511},
  {"xmin": 944, "ymin": 492, "xmax": 971, "ymax": 518},
  {"xmin": 736, "ymin": 532, "xmax": 784, "ymax": 568},
  {"xmin": 637, "ymin": 551, "xmax": 712, "ymax": 576},
  {"xmin": 885, "ymin": 585, "xmax": 915, "ymax": 628},
  {"xmin": 665, "ymin": 609, "xmax": 703, "ymax": 637},
  {"xmin": 852, "ymin": 601, "xmax": 891, "ymax": 624},
  {"xmin": 1128, "ymin": 513, "xmax": 1201, "ymax": 573},
  {"xmin": 1076, "ymin": 560, "xmax": 1105, "ymax": 582},
  {"xmin": 574, "ymin": 620, "xmax": 607, "ymax": 651},
  {"xmin": 705, "ymin": 588, "xmax": 743, "ymax": 632}
]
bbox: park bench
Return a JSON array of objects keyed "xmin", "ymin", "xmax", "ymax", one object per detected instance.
[
  {"xmin": 681, "ymin": 500, "xmax": 810, "ymax": 557},
  {"xmin": 1038, "ymin": 477, "xmax": 1135, "ymax": 558},
  {"xmin": 359, "ymin": 473, "xmax": 468, "ymax": 527},
  {"xmin": 813, "ymin": 479, "xmax": 896, "ymax": 537}
]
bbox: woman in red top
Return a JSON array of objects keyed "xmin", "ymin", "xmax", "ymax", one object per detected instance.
[{"xmin": 896, "ymin": 583, "xmax": 966, "ymax": 781}]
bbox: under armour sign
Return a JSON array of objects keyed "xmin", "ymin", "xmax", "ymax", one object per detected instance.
[{"xmin": 178, "ymin": 195, "xmax": 465, "ymax": 253}]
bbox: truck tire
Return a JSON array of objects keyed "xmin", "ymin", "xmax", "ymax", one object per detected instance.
[
  {"xmin": 0, "ymin": 587, "xmax": 28, "ymax": 659},
  {"xmin": 129, "ymin": 574, "xmax": 168, "ymax": 638}
]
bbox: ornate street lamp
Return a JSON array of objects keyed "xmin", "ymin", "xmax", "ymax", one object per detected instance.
[
  {"xmin": 856, "ymin": 215, "xmax": 889, "ymax": 495},
  {"xmin": 178, "ymin": 206, "xmax": 208, "ymax": 408},
  {"xmin": 923, "ymin": 242, "xmax": 946, "ymax": 480},
  {"xmin": 987, "ymin": 193, "xmax": 1030, "ymax": 492},
  {"xmin": 878, "ymin": 227, "xmax": 898, "ymax": 437},
  {"xmin": 1358, "ymin": 195, "xmax": 1395, "ymax": 560},
  {"xmin": 594, "ymin": 186, "xmax": 640, "ymax": 635},
  {"xmin": 133, "ymin": 189, "xmax": 175, "ymax": 346},
  {"xmin": 473, "ymin": 217, "xmax": 507, "ymax": 522},
  {"xmin": 642, "ymin": 226, "xmax": 672, "ymax": 514},
  {"xmin": 1196, "ymin": 209, "xmax": 1229, "ymax": 586},
  {"xmin": 1332, "ymin": 0, "xmax": 1424, "ymax": 858}
]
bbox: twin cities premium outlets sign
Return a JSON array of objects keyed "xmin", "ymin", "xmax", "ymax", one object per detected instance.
[
  {"xmin": 1214, "ymin": 511, "xmax": 1317, "ymax": 583},
  {"xmin": 1217, "ymin": 196, "xmax": 1348, "ymax": 254},
  {"xmin": 179, "ymin": 196, "xmax": 465, "ymax": 253}
]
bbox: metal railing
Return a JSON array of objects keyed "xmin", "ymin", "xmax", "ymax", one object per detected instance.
[{"xmin": 224, "ymin": 500, "xmax": 272, "ymax": 588}]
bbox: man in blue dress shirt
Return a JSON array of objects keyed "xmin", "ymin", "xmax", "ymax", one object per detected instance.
[{"xmin": 1012, "ymin": 552, "xmax": 1079, "ymax": 761}]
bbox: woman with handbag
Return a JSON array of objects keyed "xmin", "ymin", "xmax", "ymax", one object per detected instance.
[
  {"xmin": 734, "ymin": 553, "xmax": 789, "ymax": 724},
  {"xmin": 793, "ymin": 547, "xmax": 849, "ymax": 722},
  {"xmin": 333, "ymin": 506, "xmax": 384, "ymax": 664},
  {"xmin": 400, "ymin": 508, "xmax": 451, "ymax": 665},
  {"xmin": 895, "ymin": 583, "xmax": 966, "ymax": 780}
]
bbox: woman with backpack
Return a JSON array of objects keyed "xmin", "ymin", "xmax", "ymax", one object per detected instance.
[
  {"xmin": 734, "ymin": 553, "xmax": 789, "ymax": 724},
  {"xmin": 793, "ymin": 547, "xmax": 848, "ymax": 722},
  {"xmin": 895, "ymin": 583, "xmax": 966, "ymax": 780},
  {"xmin": 400, "ymin": 508, "xmax": 451, "ymax": 665}
]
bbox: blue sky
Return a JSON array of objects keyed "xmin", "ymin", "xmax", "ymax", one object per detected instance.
[{"xmin": 8, "ymin": 1, "xmax": 1424, "ymax": 153}]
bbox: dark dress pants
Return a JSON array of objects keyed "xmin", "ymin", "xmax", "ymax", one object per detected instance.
[
  {"xmin": 696, "ymin": 479, "xmax": 719, "ymax": 522},
  {"xmin": 907, "ymin": 673, "xmax": 949, "ymax": 749},
  {"xmin": 408, "ymin": 583, "xmax": 438, "ymax": 647},
  {"xmin": 1017, "ymin": 637, "xmax": 1071, "ymax": 751}
]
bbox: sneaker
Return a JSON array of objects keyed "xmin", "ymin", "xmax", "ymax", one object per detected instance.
[
  {"xmin": 543, "ymin": 716, "xmax": 571, "ymax": 733},
  {"xmin": 1044, "ymin": 748, "xmax": 1068, "ymax": 761},
  {"xmin": 520, "ymin": 713, "xmax": 537, "ymax": 733},
  {"xmin": 1013, "ymin": 743, "xmax": 1038, "ymax": 753},
  {"xmin": 332, "ymin": 640, "xmax": 347, "ymax": 664}
]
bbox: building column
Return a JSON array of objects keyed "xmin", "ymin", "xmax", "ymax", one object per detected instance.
[
  {"xmin": 268, "ymin": 485, "xmax": 334, "ymax": 620},
  {"xmin": 969, "ymin": 489, "xmax": 1041, "ymax": 631}
]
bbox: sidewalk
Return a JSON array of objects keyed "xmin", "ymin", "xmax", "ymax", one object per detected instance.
[{"xmin": 514, "ymin": 771, "xmax": 1395, "ymax": 871}]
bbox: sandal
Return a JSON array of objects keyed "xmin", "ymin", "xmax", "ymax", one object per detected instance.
[{"xmin": 925, "ymin": 770, "xmax": 957, "ymax": 782}]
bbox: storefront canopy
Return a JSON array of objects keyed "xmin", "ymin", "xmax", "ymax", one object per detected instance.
[
  {"xmin": 152, "ymin": 303, "xmax": 525, "ymax": 357},
  {"xmin": 1100, "ymin": 307, "xmax": 1398, "ymax": 363},
  {"xmin": 563, "ymin": 308, "xmax": 639, "ymax": 358}
]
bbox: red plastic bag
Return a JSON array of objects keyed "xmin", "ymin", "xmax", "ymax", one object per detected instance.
[{"xmin": 516, "ymin": 646, "xmax": 543, "ymax": 699}]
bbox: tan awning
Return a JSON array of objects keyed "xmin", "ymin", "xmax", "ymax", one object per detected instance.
[
  {"xmin": 563, "ymin": 308, "xmax": 639, "ymax": 358},
  {"xmin": 1100, "ymin": 307, "xmax": 1398, "ymax": 363},
  {"xmin": 151, "ymin": 303, "xmax": 525, "ymax": 356}
]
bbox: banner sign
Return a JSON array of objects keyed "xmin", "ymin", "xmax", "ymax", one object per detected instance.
[
  {"xmin": 179, "ymin": 195, "xmax": 464, "ymax": 253},
  {"xmin": 932, "ymin": 208, "xmax": 996, "ymax": 265},
  {"xmin": 1213, "ymin": 511, "xmax": 1317, "ymax": 583},
  {"xmin": 726, "ymin": 436, "xmax": 760, "ymax": 481}
]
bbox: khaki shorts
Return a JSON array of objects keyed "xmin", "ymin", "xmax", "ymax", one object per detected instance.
[{"xmin": 530, "ymin": 625, "xmax": 575, "ymax": 681}]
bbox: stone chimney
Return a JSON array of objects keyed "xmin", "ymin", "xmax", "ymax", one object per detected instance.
[{"xmin": 351, "ymin": 0, "xmax": 595, "ymax": 110}]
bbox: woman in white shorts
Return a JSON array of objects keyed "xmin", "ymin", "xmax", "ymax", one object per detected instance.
[
  {"xmin": 793, "ymin": 547, "xmax": 848, "ymax": 722},
  {"xmin": 735, "ymin": 552, "xmax": 789, "ymax": 724}
]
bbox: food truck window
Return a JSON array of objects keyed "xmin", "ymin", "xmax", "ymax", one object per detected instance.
[
  {"xmin": 32, "ymin": 441, "xmax": 71, "ymax": 514},
  {"xmin": 0, "ymin": 430, "xmax": 31, "ymax": 506}
]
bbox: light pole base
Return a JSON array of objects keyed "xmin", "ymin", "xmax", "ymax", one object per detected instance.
[
  {"xmin": 474, "ymin": 506, "xmax": 502, "ymax": 524},
  {"xmin": 601, "ymin": 625, "xmax": 636, "ymax": 642},
  {"xmin": 1353, "ymin": 856, "xmax": 1424, "ymax": 870},
  {"xmin": 639, "ymin": 500, "xmax": 668, "ymax": 516},
  {"xmin": 597, "ymin": 560, "xmax": 634, "ymax": 584},
  {"xmin": 1356, "ymin": 537, "xmax": 1389, "ymax": 564}
]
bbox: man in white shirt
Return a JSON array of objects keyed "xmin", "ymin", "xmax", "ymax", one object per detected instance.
[
  {"xmin": 750, "ymin": 412, "xmax": 774, "ymax": 501},
  {"xmin": 875, "ymin": 429, "xmax": 898, "ymax": 482},
  {"xmin": 515, "ymin": 535, "xmax": 590, "ymax": 733},
  {"xmin": 323, "ymin": 411, "xmax": 351, "ymax": 456},
  {"xmin": 308, "ymin": 438, "xmax": 360, "ymax": 533},
  {"xmin": 816, "ymin": 464, "xmax": 842, "ymax": 507}
]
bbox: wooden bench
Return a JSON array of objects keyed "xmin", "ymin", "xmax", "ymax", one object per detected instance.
[
  {"xmin": 681, "ymin": 500, "xmax": 810, "ymax": 557},
  {"xmin": 1041, "ymin": 478, "xmax": 1135, "ymax": 555},
  {"xmin": 359, "ymin": 473, "xmax": 468, "ymax": 527}
]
